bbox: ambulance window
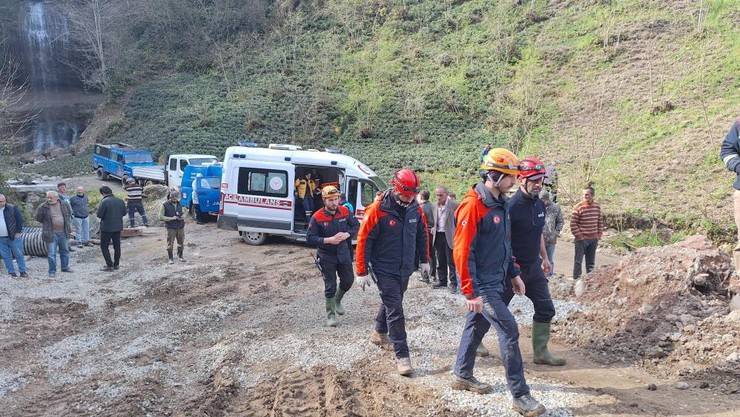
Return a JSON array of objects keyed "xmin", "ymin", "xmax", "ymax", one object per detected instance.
[
  {"xmin": 348, "ymin": 179, "xmax": 358, "ymax": 208},
  {"xmin": 360, "ymin": 180, "xmax": 379, "ymax": 207},
  {"xmin": 169, "ymin": 158, "xmax": 177, "ymax": 171},
  {"xmin": 180, "ymin": 159, "xmax": 189, "ymax": 171},
  {"xmin": 237, "ymin": 168, "xmax": 288, "ymax": 197}
]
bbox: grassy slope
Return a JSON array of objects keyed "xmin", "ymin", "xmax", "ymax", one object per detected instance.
[{"xmin": 21, "ymin": 0, "xmax": 739, "ymax": 240}]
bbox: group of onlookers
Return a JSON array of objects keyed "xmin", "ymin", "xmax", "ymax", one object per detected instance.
[{"xmin": 0, "ymin": 179, "xmax": 191, "ymax": 278}]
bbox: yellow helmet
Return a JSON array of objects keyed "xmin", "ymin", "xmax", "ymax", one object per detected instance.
[
  {"xmin": 480, "ymin": 148, "xmax": 520, "ymax": 176},
  {"xmin": 321, "ymin": 185, "xmax": 340, "ymax": 199}
]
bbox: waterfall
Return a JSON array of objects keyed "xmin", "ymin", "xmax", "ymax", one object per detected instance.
[{"xmin": 22, "ymin": 0, "xmax": 84, "ymax": 153}]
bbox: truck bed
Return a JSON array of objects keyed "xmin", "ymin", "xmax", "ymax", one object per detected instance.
[{"xmin": 132, "ymin": 165, "xmax": 166, "ymax": 182}]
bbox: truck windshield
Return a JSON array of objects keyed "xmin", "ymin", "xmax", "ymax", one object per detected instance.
[
  {"xmin": 189, "ymin": 158, "xmax": 218, "ymax": 166},
  {"xmin": 203, "ymin": 177, "xmax": 220, "ymax": 189},
  {"xmin": 369, "ymin": 175, "xmax": 387, "ymax": 190},
  {"xmin": 126, "ymin": 153, "xmax": 154, "ymax": 163}
]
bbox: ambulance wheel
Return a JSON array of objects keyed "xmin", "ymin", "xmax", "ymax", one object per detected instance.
[{"xmin": 241, "ymin": 231, "xmax": 267, "ymax": 246}]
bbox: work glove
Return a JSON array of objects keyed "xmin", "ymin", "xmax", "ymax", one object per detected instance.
[
  {"xmin": 356, "ymin": 274, "xmax": 373, "ymax": 291},
  {"xmin": 420, "ymin": 263, "xmax": 431, "ymax": 276}
]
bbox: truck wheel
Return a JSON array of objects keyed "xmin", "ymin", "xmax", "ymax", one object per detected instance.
[
  {"xmin": 97, "ymin": 168, "xmax": 109, "ymax": 181},
  {"xmin": 240, "ymin": 231, "xmax": 267, "ymax": 246},
  {"xmin": 121, "ymin": 176, "xmax": 128, "ymax": 187}
]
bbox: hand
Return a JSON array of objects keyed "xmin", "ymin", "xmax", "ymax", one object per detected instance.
[
  {"xmin": 511, "ymin": 276, "xmax": 526, "ymax": 295},
  {"xmin": 541, "ymin": 258, "xmax": 552, "ymax": 275},
  {"xmin": 356, "ymin": 274, "xmax": 372, "ymax": 291},
  {"xmin": 324, "ymin": 235, "xmax": 341, "ymax": 245},
  {"xmin": 465, "ymin": 297, "xmax": 483, "ymax": 313},
  {"xmin": 337, "ymin": 232, "xmax": 351, "ymax": 241},
  {"xmin": 420, "ymin": 263, "xmax": 431, "ymax": 276}
]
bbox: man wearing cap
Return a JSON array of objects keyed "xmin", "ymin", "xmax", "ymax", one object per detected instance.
[
  {"xmin": 507, "ymin": 157, "xmax": 565, "ymax": 366},
  {"xmin": 307, "ymin": 185, "xmax": 360, "ymax": 327},
  {"xmin": 124, "ymin": 178, "xmax": 148, "ymax": 228},
  {"xmin": 540, "ymin": 190, "xmax": 563, "ymax": 277}
]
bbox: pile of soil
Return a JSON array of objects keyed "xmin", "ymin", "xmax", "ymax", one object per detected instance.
[{"xmin": 557, "ymin": 235, "xmax": 740, "ymax": 390}]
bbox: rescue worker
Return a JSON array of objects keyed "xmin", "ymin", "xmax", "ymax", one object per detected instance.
[
  {"xmin": 720, "ymin": 117, "xmax": 740, "ymax": 268},
  {"xmin": 507, "ymin": 157, "xmax": 565, "ymax": 366},
  {"xmin": 452, "ymin": 149, "xmax": 546, "ymax": 417},
  {"xmin": 355, "ymin": 168, "xmax": 431, "ymax": 376},
  {"xmin": 307, "ymin": 185, "xmax": 360, "ymax": 327},
  {"xmin": 295, "ymin": 172, "xmax": 318, "ymax": 220}
]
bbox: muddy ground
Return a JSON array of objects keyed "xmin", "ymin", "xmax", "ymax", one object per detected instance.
[{"xmin": 0, "ymin": 217, "xmax": 739, "ymax": 416}]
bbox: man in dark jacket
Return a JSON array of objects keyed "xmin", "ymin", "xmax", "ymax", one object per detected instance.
[
  {"xmin": 355, "ymin": 168, "xmax": 430, "ymax": 376},
  {"xmin": 452, "ymin": 149, "xmax": 545, "ymax": 417},
  {"xmin": 159, "ymin": 190, "xmax": 185, "ymax": 264},
  {"xmin": 36, "ymin": 191, "xmax": 73, "ymax": 277},
  {"xmin": 508, "ymin": 157, "xmax": 564, "ymax": 367},
  {"xmin": 307, "ymin": 185, "xmax": 360, "ymax": 327},
  {"xmin": 0, "ymin": 194, "xmax": 27, "ymax": 277},
  {"xmin": 432, "ymin": 186, "xmax": 459, "ymax": 292},
  {"xmin": 69, "ymin": 186, "xmax": 91, "ymax": 248},
  {"xmin": 96, "ymin": 186, "xmax": 127, "ymax": 271},
  {"xmin": 720, "ymin": 117, "xmax": 740, "ymax": 268}
]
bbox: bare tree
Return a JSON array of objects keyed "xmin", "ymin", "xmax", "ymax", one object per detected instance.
[
  {"xmin": 62, "ymin": 0, "xmax": 123, "ymax": 92},
  {"xmin": 0, "ymin": 43, "xmax": 36, "ymax": 146}
]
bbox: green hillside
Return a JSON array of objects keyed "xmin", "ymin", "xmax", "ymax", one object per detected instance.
[{"xmin": 19, "ymin": 0, "xmax": 740, "ymax": 242}]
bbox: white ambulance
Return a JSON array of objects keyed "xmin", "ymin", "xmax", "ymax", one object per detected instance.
[{"xmin": 218, "ymin": 144, "xmax": 387, "ymax": 245}]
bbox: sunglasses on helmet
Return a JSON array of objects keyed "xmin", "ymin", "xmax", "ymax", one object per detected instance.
[{"xmin": 521, "ymin": 163, "xmax": 545, "ymax": 171}]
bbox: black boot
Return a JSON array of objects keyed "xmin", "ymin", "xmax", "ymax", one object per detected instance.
[
  {"xmin": 167, "ymin": 249, "xmax": 174, "ymax": 264},
  {"xmin": 177, "ymin": 246, "xmax": 186, "ymax": 262}
]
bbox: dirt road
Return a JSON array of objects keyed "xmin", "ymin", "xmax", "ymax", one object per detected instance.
[{"xmin": 0, "ymin": 222, "xmax": 737, "ymax": 416}]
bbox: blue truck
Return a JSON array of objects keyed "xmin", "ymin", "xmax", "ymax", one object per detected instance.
[
  {"xmin": 92, "ymin": 143, "xmax": 159, "ymax": 186},
  {"xmin": 180, "ymin": 163, "xmax": 223, "ymax": 219},
  {"xmin": 92, "ymin": 143, "xmax": 219, "ymax": 187}
]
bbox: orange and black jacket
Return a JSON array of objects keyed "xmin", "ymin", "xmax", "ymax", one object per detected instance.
[
  {"xmin": 454, "ymin": 182, "xmax": 520, "ymax": 299},
  {"xmin": 306, "ymin": 205, "xmax": 360, "ymax": 265},
  {"xmin": 355, "ymin": 190, "xmax": 429, "ymax": 278}
]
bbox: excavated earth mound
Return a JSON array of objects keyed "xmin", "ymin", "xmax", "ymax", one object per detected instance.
[{"xmin": 556, "ymin": 235, "xmax": 740, "ymax": 392}]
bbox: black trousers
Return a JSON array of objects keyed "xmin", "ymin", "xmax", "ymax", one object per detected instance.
[
  {"xmin": 434, "ymin": 231, "xmax": 457, "ymax": 286},
  {"xmin": 320, "ymin": 260, "xmax": 354, "ymax": 298},
  {"xmin": 427, "ymin": 230, "xmax": 437, "ymax": 278},
  {"xmin": 573, "ymin": 239, "xmax": 598, "ymax": 279},
  {"xmin": 503, "ymin": 261, "xmax": 556, "ymax": 323},
  {"xmin": 100, "ymin": 231, "xmax": 121, "ymax": 268}
]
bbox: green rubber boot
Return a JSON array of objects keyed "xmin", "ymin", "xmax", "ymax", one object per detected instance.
[
  {"xmin": 335, "ymin": 287, "xmax": 346, "ymax": 315},
  {"xmin": 532, "ymin": 321, "xmax": 566, "ymax": 366},
  {"xmin": 325, "ymin": 297, "xmax": 337, "ymax": 327}
]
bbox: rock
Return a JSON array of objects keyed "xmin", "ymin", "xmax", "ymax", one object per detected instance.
[
  {"xmin": 699, "ymin": 381, "xmax": 710, "ymax": 389},
  {"xmin": 730, "ymin": 294, "xmax": 740, "ymax": 312},
  {"xmin": 727, "ymin": 352, "xmax": 740, "ymax": 362},
  {"xmin": 674, "ymin": 381, "xmax": 690, "ymax": 390},
  {"xmin": 574, "ymin": 279, "xmax": 586, "ymax": 298},
  {"xmin": 647, "ymin": 383, "xmax": 657, "ymax": 391}
]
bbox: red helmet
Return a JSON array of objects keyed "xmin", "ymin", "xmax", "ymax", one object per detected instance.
[
  {"xmin": 518, "ymin": 157, "xmax": 546, "ymax": 180},
  {"xmin": 391, "ymin": 168, "xmax": 420, "ymax": 198}
]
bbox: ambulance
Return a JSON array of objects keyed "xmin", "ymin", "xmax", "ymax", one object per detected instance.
[{"xmin": 218, "ymin": 144, "xmax": 386, "ymax": 245}]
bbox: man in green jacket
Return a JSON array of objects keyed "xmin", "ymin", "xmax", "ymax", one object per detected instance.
[
  {"xmin": 35, "ymin": 191, "xmax": 73, "ymax": 277},
  {"xmin": 159, "ymin": 190, "xmax": 186, "ymax": 264}
]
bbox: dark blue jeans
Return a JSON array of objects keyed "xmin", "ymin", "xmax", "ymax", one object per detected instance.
[
  {"xmin": 47, "ymin": 232, "xmax": 70, "ymax": 274},
  {"xmin": 374, "ymin": 272, "xmax": 410, "ymax": 359},
  {"xmin": 573, "ymin": 239, "xmax": 598, "ymax": 279},
  {"xmin": 320, "ymin": 261, "xmax": 354, "ymax": 298},
  {"xmin": 504, "ymin": 261, "xmax": 556, "ymax": 324},
  {"xmin": 454, "ymin": 288, "xmax": 530, "ymax": 398},
  {"xmin": 128, "ymin": 201, "xmax": 148, "ymax": 227}
]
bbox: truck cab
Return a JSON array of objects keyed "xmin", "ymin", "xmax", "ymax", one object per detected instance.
[
  {"xmin": 180, "ymin": 163, "xmax": 223, "ymax": 218},
  {"xmin": 166, "ymin": 154, "xmax": 219, "ymax": 187},
  {"xmin": 218, "ymin": 144, "xmax": 385, "ymax": 245},
  {"xmin": 92, "ymin": 143, "xmax": 157, "ymax": 185}
]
